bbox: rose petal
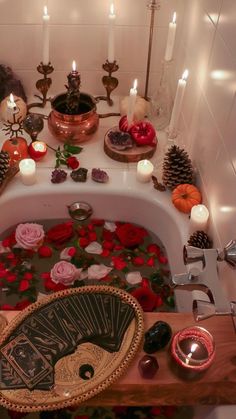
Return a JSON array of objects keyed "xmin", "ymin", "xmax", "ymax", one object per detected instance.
[
  {"xmin": 60, "ymin": 247, "xmax": 75, "ymax": 261},
  {"xmin": 0, "ymin": 241, "xmax": 10, "ymax": 254},
  {"xmin": 85, "ymin": 241, "xmax": 103, "ymax": 255},
  {"xmin": 104, "ymin": 221, "xmax": 117, "ymax": 232},
  {"xmin": 126, "ymin": 271, "xmax": 142, "ymax": 285},
  {"xmin": 88, "ymin": 264, "xmax": 113, "ymax": 280}
]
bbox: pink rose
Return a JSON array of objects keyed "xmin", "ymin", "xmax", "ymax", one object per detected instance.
[
  {"xmin": 15, "ymin": 223, "xmax": 45, "ymax": 250},
  {"xmin": 50, "ymin": 261, "xmax": 80, "ymax": 286}
]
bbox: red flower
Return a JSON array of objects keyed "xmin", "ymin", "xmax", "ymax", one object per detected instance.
[
  {"xmin": 132, "ymin": 256, "xmax": 145, "ymax": 266},
  {"xmin": 87, "ymin": 223, "xmax": 94, "ymax": 231},
  {"xmin": 23, "ymin": 272, "xmax": 33, "ymax": 281},
  {"xmin": 112, "ymin": 256, "xmax": 127, "ymax": 270},
  {"xmin": 141, "ymin": 277, "xmax": 150, "ymax": 288},
  {"xmin": 0, "ymin": 269, "xmax": 8, "ymax": 278},
  {"xmin": 89, "ymin": 231, "xmax": 97, "ymax": 241},
  {"xmin": 43, "ymin": 275, "xmax": 67, "ymax": 292},
  {"xmin": 116, "ymin": 223, "xmax": 146, "ymax": 248},
  {"xmin": 19, "ymin": 279, "xmax": 30, "ymax": 292},
  {"xmin": 38, "ymin": 245, "xmax": 53, "ymax": 258},
  {"xmin": 47, "ymin": 221, "xmax": 74, "ymax": 245},
  {"xmin": 79, "ymin": 237, "xmax": 90, "ymax": 248},
  {"xmin": 1, "ymin": 304, "xmax": 15, "ymax": 310},
  {"xmin": 147, "ymin": 256, "xmax": 155, "ymax": 267},
  {"xmin": 41, "ymin": 272, "xmax": 51, "ymax": 280},
  {"xmin": 147, "ymin": 243, "xmax": 161, "ymax": 256},
  {"xmin": 113, "ymin": 244, "xmax": 124, "ymax": 251},
  {"xmin": 103, "ymin": 240, "xmax": 114, "ymax": 250},
  {"xmin": 6, "ymin": 273, "xmax": 17, "ymax": 283},
  {"xmin": 2, "ymin": 231, "xmax": 16, "ymax": 248},
  {"xmin": 158, "ymin": 254, "xmax": 168, "ymax": 264},
  {"xmin": 68, "ymin": 247, "xmax": 76, "ymax": 257},
  {"xmin": 131, "ymin": 286, "xmax": 159, "ymax": 311},
  {"xmin": 101, "ymin": 249, "xmax": 110, "ymax": 257},
  {"xmin": 66, "ymin": 156, "xmax": 79, "ymax": 169},
  {"xmin": 15, "ymin": 300, "xmax": 31, "ymax": 310},
  {"xmin": 103, "ymin": 229, "xmax": 114, "ymax": 241}
]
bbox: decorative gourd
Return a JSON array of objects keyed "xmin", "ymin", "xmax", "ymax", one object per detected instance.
[
  {"xmin": 120, "ymin": 95, "xmax": 150, "ymax": 122},
  {"xmin": 172, "ymin": 184, "xmax": 202, "ymax": 213},
  {"xmin": 0, "ymin": 95, "xmax": 27, "ymax": 123},
  {"xmin": 1, "ymin": 137, "xmax": 28, "ymax": 165}
]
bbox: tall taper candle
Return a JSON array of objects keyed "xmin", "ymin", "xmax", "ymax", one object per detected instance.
[
  {"xmin": 108, "ymin": 3, "xmax": 116, "ymax": 62},
  {"xmin": 127, "ymin": 79, "xmax": 138, "ymax": 126},
  {"xmin": 169, "ymin": 69, "xmax": 189, "ymax": 137},
  {"xmin": 42, "ymin": 5, "xmax": 50, "ymax": 64},
  {"xmin": 165, "ymin": 12, "xmax": 177, "ymax": 61}
]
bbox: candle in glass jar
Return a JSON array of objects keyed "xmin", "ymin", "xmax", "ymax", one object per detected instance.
[
  {"xmin": 19, "ymin": 159, "xmax": 36, "ymax": 185},
  {"xmin": 127, "ymin": 79, "xmax": 138, "ymax": 126},
  {"xmin": 164, "ymin": 12, "xmax": 177, "ymax": 61},
  {"xmin": 190, "ymin": 204, "xmax": 209, "ymax": 232},
  {"xmin": 108, "ymin": 3, "xmax": 116, "ymax": 62},
  {"xmin": 28, "ymin": 141, "xmax": 47, "ymax": 161},
  {"xmin": 42, "ymin": 5, "xmax": 50, "ymax": 64},
  {"xmin": 137, "ymin": 159, "xmax": 154, "ymax": 183},
  {"xmin": 169, "ymin": 69, "xmax": 189, "ymax": 138}
]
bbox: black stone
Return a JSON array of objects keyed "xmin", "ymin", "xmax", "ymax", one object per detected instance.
[{"xmin": 143, "ymin": 320, "xmax": 172, "ymax": 354}]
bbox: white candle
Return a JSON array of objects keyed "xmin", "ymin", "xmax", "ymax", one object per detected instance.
[
  {"xmin": 164, "ymin": 12, "xmax": 177, "ymax": 61},
  {"xmin": 42, "ymin": 5, "xmax": 50, "ymax": 64},
  {"xmin": 190, "ymin": 204, "xmax": 209, "ymax": 232},
  {"xmin": 169, "ymin": 69, "xmax": 189, "ymax": 137},
  {"xmin": 108, "ymin": 3, "xmax": 116, "ymax": 62},
  {"xmin": 127, "ymin": 79, "xmax": 138, "ymax": 126},
  {"xmin": 19, "ymin": 159, "xmax": 36, "ymax": 186},
  {"xmin": 136, "ymin": 159, "xmax": 154, "ymax": 183}
]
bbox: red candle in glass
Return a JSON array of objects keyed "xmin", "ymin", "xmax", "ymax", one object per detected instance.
[
  {"xmin": 171, "ymin": 326, "xmax": 215, "ymax": 376},
  {"xmin": 28, "ymin": 141, "xmax": 47, "ymax": 161}
]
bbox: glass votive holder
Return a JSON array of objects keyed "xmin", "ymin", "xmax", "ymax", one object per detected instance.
[{"xmin": 170, "ymin": 326, "xmax": 215, "ymax": 380}]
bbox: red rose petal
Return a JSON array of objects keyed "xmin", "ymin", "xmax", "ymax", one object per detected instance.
[
  {"xmin": 1, "ymin": 304, "xmax": 15, "ymax": 310},
  {"xmin": 38, "ymin": 245, "xmax": 53, "ymax": 258},
  {"xmin": 77, "ymin": 227, "xmax": 87, "ymax": 237},
  {"xmin": 103, "ymin": 240, "xmax": 114, "ymax": 250},
  {"xmin": 131, "ymin": 286, "xmax": 158, "ymax": 311},
  {"xmin": 132, "ymin": 256, "xmax": 145, "ymax": 266},
  {"xmin": 79, "ymin": 237, "xmax": 90, "ymax": 248},
  {"xmin": 6, "ymin": 273, "xmax": 17, "ymax": 283},
  {"xmin": 147, "ymin": 256, "xmax": 155, "ymax": 267},
  {"xmin": 147, "ymin": 243, "xmax": 161, "ymax": 256},
  {"xmin": 101, "ymin": 249, "xmax": 110, "ymax": 257},
  {"xmin": 68, "ymin": 247, "xmax": 76, "ymax": 257},
  {"xmin": 18, "ymin": 279, "xmax": 30, "ymax": 292},
  {"xmin": 15, "ymin": 300, "xmax": 31, "ymax": 310},
  {"xmin": 23, "ymin": 272, "xmax": 33, "ymax": 280},
  {"xmin": 89, "ymin": 231, "xmax": 97, "ymax": 241},
  {"xmin": 158, "ymin": 254, "xmax": 168, "ymax": 264}
]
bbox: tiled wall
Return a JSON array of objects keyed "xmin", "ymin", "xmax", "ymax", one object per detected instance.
[
  {"xmin": 0, "ymin": 0, "xmax": 180, "ymax": 97},
  {"xmin": 175, "ymin": 0, "xmax": 236, "ymax": 295}
]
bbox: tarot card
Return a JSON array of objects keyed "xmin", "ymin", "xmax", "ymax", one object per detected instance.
[
  {"xmin": 69, "ymin": 294, "xmax": 97, "ymax": 338},
  {"xmin": 1, "ymin": 334, "xmax": 53, "ymax": 389},
  {"xmin": 62, "ymin": 297, "xmax": 94, "ymax": 342}
]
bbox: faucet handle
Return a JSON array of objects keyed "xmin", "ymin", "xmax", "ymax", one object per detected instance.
[
  {"xmin": 183, "ymin": 245, "xmax": 205, "ymax": 265},
  {"xmin": 218, "ymin": 240, "xmax": 236, "ymax": 268},
  {"xmin": 193, "ymin": 300, "xmax": 216, "ymax": 321}
]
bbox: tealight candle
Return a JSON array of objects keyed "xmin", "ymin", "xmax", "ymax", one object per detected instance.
[
  {"xmin": 190, "ymin": 204, "xmax": 209, "ymax": 232},
  {"xmin": 137, "ymin": 159, "xmax": 154, "ymax": 183},
  {"xmin": 19, "ymin": 159, "xmax": 36, "ymax": 186},
  {"xmin": 28, "ymin": 141, "xmax": 47, "ymax": 161},
  {"xmin": 171, "ymin": 326, "xmax": 215, "ymax": 378},
  {"xmin": 42, "ymin": 5, "xmax": 50, "ymax": 64}
]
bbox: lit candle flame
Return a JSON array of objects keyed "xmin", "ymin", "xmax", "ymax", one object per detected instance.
[
  {"xmin": 43, "ymin": 5, "xmax": 48, "ymax": 16},
  {"xmin": 182, "ymin": 69, "xmax": 189, "ymax": 81},
  {"xmin": 110, "ymin": 3, "xmax": 115, "ymax": 16},
  {"xmin": 9, "ymin": 93, "xmax": 15, "ymax": 105},
  {"xmin": 185, "ymin": 342, "xmax": 198, "ymax": 365},
  {"xmin": 133, "ymin": 79, "xmax": 138, "ymax": 90},
  {"xmin": 172, "ymin": 12, "xmax": 177, "ymax": 24},
  {"xmin": 72, "ymin": 60, "xmax": 77, "ymax": 72}
]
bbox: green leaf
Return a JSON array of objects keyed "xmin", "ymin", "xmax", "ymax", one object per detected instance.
[
  {"xmin": 55, "ymin": 159, "xmax": 60, "ymax": 168},
  {"xmin": 64, "ymin": 143, "xmax": 83, "ymax": 154}
]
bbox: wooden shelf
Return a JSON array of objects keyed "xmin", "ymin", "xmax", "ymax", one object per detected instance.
[{"xmin": 2, "ymin": 311, "xmax": 236, "ymax": 406}]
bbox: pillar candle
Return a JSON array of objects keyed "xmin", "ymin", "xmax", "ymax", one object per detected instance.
[
  {"xmin": 19, "ymin": 159, "xmax": 36, "ymax": 186},
  {"xmin": 108, "ymin": 3, "xmax": 116, "ymax": 62},
  {"xmin": 164, "ymin": 12, "xmax": 177, "ymax": 61},
  {"xmin": 190, "ymin": 204, "xmax": 209, "ymax": 232},
  {"xmin": 42, "ymin": 5, "xmax": 50, "ymax": 64},
  {"xmin": 169, "ymin": 69, "xmax": 189, "ymax": 137},
  {"xmin": 137, "ymin": 159, "xmax": 154, "ymax": 183},
  {"xmin": 127, "ymin": 79, "xmax": 138, "ymax": 126}
]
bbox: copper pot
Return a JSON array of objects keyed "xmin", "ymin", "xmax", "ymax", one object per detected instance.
[{"xmin": 48, "ymin": 92, "xmax": 99, "ymax": 143}]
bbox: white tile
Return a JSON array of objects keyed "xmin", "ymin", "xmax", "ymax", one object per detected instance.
[
  {"xmin": 202, "ymin": 0, "xmax": 223, "ymax": 25},
  {"xmin": 0, "ymin": 0, "xmax": 45, "ymax": 24},
  {"xmin": 218, "ymin": 0, "xmax": 236, "ymax": 61},
  {"xmin": 224, "ymin": 93, "xmax": 236, "ymax": 173}
]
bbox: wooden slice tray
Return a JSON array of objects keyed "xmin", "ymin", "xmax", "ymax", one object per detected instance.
[
  {"xmin": 0, "ymin": 286, "xmax": 144, "ymax": 412},
  {"xmin": 104, "ymin": 127, "xmax": 157, "ymax": 163}
]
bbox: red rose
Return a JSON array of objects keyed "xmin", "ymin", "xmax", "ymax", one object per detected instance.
[
  {"xmin": 131, "ymin": 286, "xmax": 159, "ymax": 311},
  {"xmin": 158, "ymin": 254, "xmax": 168, "ymax": 264},
  {"xmin": 15, "ymin": 300, "xmax": 31, "ymax": 310},
  {"xmin": 0, "ymin": 269, "xmax": 8, "ymax": 278},
  {"xmin": 66, "ymin": 156, "xmax": 79, "ymax": 169},
  {"xmin": 129, "ymin": 121, "xmax": 156, "ymax": 146},
  {"xmin": 116, "ymin": 223, "xmax": 146, "ymax": 248},
  {"xmin": 101, "ymin": 249, "xmax": 110, "ymax": 257},
  {"xmin": 111, "ymin": 256, "xmax": 127, "ymax": 270},
  {"xmin": 47, "ymin": 221, "xmax": 74, "ymax": 245},
  {"xmin": 147, "ymin": 256, "xmax": 155, "ymax": 267},
  {"xmin": 141, "ymin": 278, "xmax": 150, "ymax": 288},
  {"xmin": 23, "ymin": 272, "xmax": 33, "ymax": 280},
  {"xmin": 43, "ymin": 275, "xmax": 67, "ymax": 292},
  {"xmin": 132, "ymin": 256, "xmax": 145, "ymax": 266},
  {"xmin": 6, "ymin": 273, "xmax": 17, "ymax": 283},
  {"xmin": 68, "ymin": 247, "xmax": 76, "ymax": 257},
  {"xmin": 79, "ymin": 237, "xmax": 90, "ymax": 248},
  {"xmin": 89, "ymin": 231, "xmax": 97, "ymax": 241},
  {"xmin": 103, "ymin": 240, "xmax": 114, "ymax": 250},
  {"xmin": 19, "ymin": 279, "xmax": 30, "ymax": 292},
  {"xmin": 147, "ymin": 243, "xmax": 161, "ymax": 256},
  {"xmin": 38, "ymin": 245, "xmax": 53, "ymax": 258}
]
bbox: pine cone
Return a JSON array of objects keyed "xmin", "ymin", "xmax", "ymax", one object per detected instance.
[
  {"xmin": 0, "ymin": 151, "xmax": 10, "ymax": 185},
  {"xmin": 188, "ymin": 231, "xmax": 212, "ymax": 249},
  {"xmin": 162, "ymin": 145, "xmax": 194, "ymax": 190}
]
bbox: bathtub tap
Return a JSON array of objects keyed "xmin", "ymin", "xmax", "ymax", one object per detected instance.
[{"xmin": 172, "ymin": 242, "xmax": 236, "ymax": 328}]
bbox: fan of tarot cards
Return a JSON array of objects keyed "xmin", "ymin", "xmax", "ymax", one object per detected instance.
[{"xmin": 0, "ymin": 285, "xmax": 144, "ymax": 412}]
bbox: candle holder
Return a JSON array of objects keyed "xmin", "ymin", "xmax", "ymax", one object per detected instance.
[
  {"xmin": 149, "ymin": 59, "xmax": 173, "ymax": 130},
  {"xmin": 96, "ymin": 60, "xmax": 119, "ymax": 106},
  {"xmin": 144, "ymin": 0, "xmax": 161, "ymax": 100},
  {"xmin": 27, "ymin": 62, "xmax": 54, "ymax": 111},
  {"xmin": 170, "ymin": 326, "xmax": 215, "ymax": 380}
]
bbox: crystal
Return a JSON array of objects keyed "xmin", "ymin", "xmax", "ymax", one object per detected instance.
[
  {"xmin": 108, "ymin": 129, "xmax": 133, "ymax": 150},
  {"xmin": 51, "ymin": 169, "xmax": 67, "ymax": 184},
  {"xmin": 91, "ymin": 168, "xmax": 109, "ymax": 183},
  {"xmin": 143, "ymin": 320, "xmax": 172, "ymax": 354},
  {"xmin": 70, "ymin": 167, "xmax": 88, "ymax": 182},
  {"xmin": 138, "ymin": 355, "xmax": 159, "ymax": 378}
]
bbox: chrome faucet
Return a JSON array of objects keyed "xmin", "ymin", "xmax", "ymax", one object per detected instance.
[{"xmin": 172, "ymin": 241, "xmax": 236, "ymax": 328}]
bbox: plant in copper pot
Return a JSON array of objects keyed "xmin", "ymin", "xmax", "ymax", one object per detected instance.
[{"xmin": 48, "ymin": 61, "xmax": 99, "ymax": 144}]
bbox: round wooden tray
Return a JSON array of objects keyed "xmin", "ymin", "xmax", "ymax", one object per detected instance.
[
  {"xmin": 0, "ymin": 286, "xmax": 144, "ymax": 412},
  {"xmin": 104, "ymin": 127, "xmax": 157, "ymax": 163}
]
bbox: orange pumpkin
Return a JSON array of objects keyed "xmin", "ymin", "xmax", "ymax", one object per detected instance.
[
  {"xmin": 172, "ymin": 184, "xmax": 202, "ymax": 213},
  {"xmin": 1, "ymin": 137, "xmax": 28, "ymax": 165}
]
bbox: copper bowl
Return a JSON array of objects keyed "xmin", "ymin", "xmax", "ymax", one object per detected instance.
[{"xmin": 48, "ymin": 92, "xmax": 99, "ymax": 143}]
